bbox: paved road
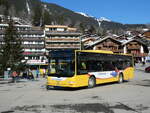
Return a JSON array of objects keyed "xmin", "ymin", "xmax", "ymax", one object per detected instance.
[{"xmin": 0, "ymin": 65, "xmax": 150, "ymax": 113}]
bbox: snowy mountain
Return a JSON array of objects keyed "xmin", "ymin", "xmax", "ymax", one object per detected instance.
[
  {"xmin": 76, "ymin": 12, "xmax": 94, "ymax": 18},
  {"xmin": 26, "ymin": 0, "xmax": 31, "ymax": 15},
  {"xmin": 96, "ymin": 17, "xmax": 111, "ymax": 27},
  {"xmin": 76, "ymin": 12, "xmax": 111, "ymax": 22},
  {"xmin": 98, "ymin": 17, "xmax": 111, "ymax": 22},
  {"xmin": 0, "ymin": 0, "xmax": 147, "ymax": 31},
  {"xmin": 76, "ymin": 12, "xmax": 113, "ymax": 27}
]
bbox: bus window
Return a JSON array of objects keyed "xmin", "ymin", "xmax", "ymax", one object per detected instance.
[
  {"xmin": 102, "ymin": 61, "xmax": 115, "ymax": 71},
  {"xmin": 77, "ymin": 60, "xmax": 104, "ymax": 74},
  {"xmin": 116, "ymin": 61, "xmax": 124, "ymax": 70},
  {"xmin": 77, "ymin": 61, "xmax": 88, "ymax": 75},
  {"xmin": 97, "ymin": 61, "xmax": 103, "ymax": 71},
  {"xmin": 88, "ymin": 61, "xmax": 103, "ymax": 72},
  {"xmin": 122, "ymin": 60, "xmax": 133, "ymax": 69}
]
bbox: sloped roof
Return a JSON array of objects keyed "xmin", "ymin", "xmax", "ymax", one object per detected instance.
[
  {"xmin": 82, "ymin": 37, "xmax": 96, "ymax": 43},
  {"xmin": 142, "ymin": 29, "xmax": 150, "ymax": 34},
  {"xmin": 89, "ymin": 36, "xmax": 122, "ymax": 47},
  {"xmin": 122, "ymin": 38, "xmax": 147, "ymax": 46}
]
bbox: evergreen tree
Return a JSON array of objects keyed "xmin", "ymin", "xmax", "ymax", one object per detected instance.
[
  {"xmin": 0, "ymin": 17, "xmax": 2, "ymax": 23},
  {"xmin": 32, "ymin": 0, "xmax": 43, "ymax": 26},
  {"xmin": 88, "ymin": 25, "xmax": 96, "ymax": 34},
  {"xmin": 0, "ymin": 19, "xmax": 24, "ymax": 73},
  {"xmin": 43, "ymin": 10, "xmax": 52, "ymax": 25},
  {"xmin": 97, "ymin": 27, "xmax": 107, "ymax": 38},
  {"xmin": 79, "ymin": 22, "xmax": 86, "ymax": 33},
  {"xmin": 0, "ymin": 0, "xmax": 9, "ymax": 20},
  {"xmin": 57, "ymin": 15, "xmax": 65, "ymax": 25}
]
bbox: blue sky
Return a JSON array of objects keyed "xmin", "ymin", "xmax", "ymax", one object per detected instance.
[{"xmin": 42, "ymin": 0, "xmax": 150, "ymax": 24}]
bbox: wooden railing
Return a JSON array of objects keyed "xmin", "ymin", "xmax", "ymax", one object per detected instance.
[
  {"xmin": 46, "ymin": 44, "xmax": 80, "ymax": 49},
  {"xmin": 132, "ymin": 53, "xmax": 148, "ymax": 57},
  {"xmin": 127, "ymin": 45, "xmax": 141, "ymax": 49},
  {"xmin": 23, "ymin": 38, "xmax": 44, "ymax": 41},
  {"xmin": 22, "ymin": 44, "xmax": 45, "ymax": 48},
  {"xmin": 45, "ymin": 31, "xmax": 82, "ymax": 36},
  {"xmin": 23, "ymin": 52, "xmax": 45, "ymax": 56},
  {"xmin": 45, "ymin": 38, "xmax": 80, "ymax": 42}
]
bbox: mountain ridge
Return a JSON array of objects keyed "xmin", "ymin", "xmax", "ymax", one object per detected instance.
[{"xmin": 0, "ymin": 0, "xmax": 148, "ymax": 32}]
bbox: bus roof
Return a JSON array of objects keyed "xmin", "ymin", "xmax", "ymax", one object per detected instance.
[
  {"xmin": 75, "ymin": 50, "xmax": 113, "ymax": 54},
  {"xmin": 75, "ymin": 50, "xmax": 132, "ymax": 56}
]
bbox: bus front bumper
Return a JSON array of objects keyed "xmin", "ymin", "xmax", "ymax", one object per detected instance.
[{"xmin": 47, "ymin": 81, "xmax": 78, "ymax": 88}]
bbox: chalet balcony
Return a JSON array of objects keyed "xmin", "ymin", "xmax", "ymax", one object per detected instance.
[
  {"xmin": 112, "ymin": 49, "xmax": 123, "ymax": 53},
  {"xmin": 18, "ymin": 30, "xmax": 44, "ymax": 35},
  {"xmin": 46, "ymin": 44, "xmax": 80, "ymax": 49},
  {"xmin": 0, "ymin": 38, "xmax": 3, "ymax": 41},
  {"xmin": 22, "ymin": 44, "xmax": 45, "ymax": 49},
  {"xmin": 103, "ymin": 42, "xmax": 119, "ymax": 47},
  {"xmin": 0, "ymin": 30, "xmax": 44, "ymax": 35},
  {"xmin": 0, "ymin": 30, "xmax": 5, "ymax": 34},
  {"xmin": 23, "ymin": 52, "xmax": 45, "ymax": 56},
  {"xmin": 0, "ymin": 37, "xmax": 44, "ymax": 41},
  {"xmin": 22, "ymin": 38, "xmax": 45, "ymax": 41},
  {"xmin": 45, "ymin": 31, "xmax": 82, "ymax": 36},
  {"xmin": 132, "ymin": 53, "xmax": 148, "ymax": 57},
  {"xmin": 127, "ymin": 45, "xmax": 141, "ymax": 49},
  {"xmin": 45, "ymin": 38, "xmax": 80, "ymax": 42},
  {"xmin": 0, "ymin": 44, "xmax": 2, "ymax": 48}
]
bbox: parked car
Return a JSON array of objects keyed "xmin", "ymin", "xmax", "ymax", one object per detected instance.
[{"xmin": 145, "ymin": 66, "xmax": 150, "ymax": 73}]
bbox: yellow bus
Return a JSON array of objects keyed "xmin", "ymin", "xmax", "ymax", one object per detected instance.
[{"xmin": 46, "ymin": 50, "xmax": 134, "ymax": 89}]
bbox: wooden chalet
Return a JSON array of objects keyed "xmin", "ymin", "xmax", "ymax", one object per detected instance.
[
  {"xmin": 142, "ymin": 30, "xmax": 150, "ymax": 40},
  {"xmin": 86, "ymin": 36, "xmax": 123, "ymax": 53},
  {"xmin": 122, "ymin": 39, "xmax": 149, "ymax": 62}
]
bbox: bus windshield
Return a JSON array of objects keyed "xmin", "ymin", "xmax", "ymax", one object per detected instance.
[{"xmin": 48, "ymin": 58, "xmax": 75, "ymax": 77}]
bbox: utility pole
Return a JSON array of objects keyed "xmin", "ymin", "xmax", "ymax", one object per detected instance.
[{"xmin": 80, "ymin": 34, "xmax": 89, "ymax": 50}]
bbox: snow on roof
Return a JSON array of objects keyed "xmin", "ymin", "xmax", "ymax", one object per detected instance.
[
  {"xmin": 122, "ymin": 38, "xmax": 146, "ymax": 46},
  {"xmin": 82, "ymin": 37, "xmax": 96, "ymax": 42}
]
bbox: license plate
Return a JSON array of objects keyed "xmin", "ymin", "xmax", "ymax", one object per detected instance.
[{"xmin": 51, "ymin": 77, "xmax": 67, "ymax": 81}]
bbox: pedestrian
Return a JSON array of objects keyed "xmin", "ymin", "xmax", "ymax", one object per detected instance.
[
  {"xmin": 12, "ymin": 71, "xmax": 17, "ymax": 83},
  {"xmin": 23, "ymin": 68, "xmax": 28, "ymax": 79},
  {"xmin": 36, "ymin": 68, "xmax": 39, "ymax": 78},
  {"xmin": 142, "ymin": 61, "xmax": 145, "ymax": 66},
  {"xmin": 19, "ymin": 71, "xmax": 23, "ymax": 79},
  {"xmin": 22, "ymin": 71, "xmax": 27, "ymax": 79},
  {"xmin": 28, "ymin": 69, "xmax": 34, "ymax": 80},
  {"xmin": 43, "ymin": 69, "xmax": 46, "ymax": 78},
  {"xmin": 32, "ymin": 69, "xmax": 36, "ymax": 80}
]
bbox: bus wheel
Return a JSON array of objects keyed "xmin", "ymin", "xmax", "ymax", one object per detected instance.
[
  {"xmin": 46, "ymin": 85, "xmax": 50, "ymax": 90},
  {"xmin": 118, "ymin": 73, "xmax": 124, "ymax": 83},
  {"xmin": 88, "ymin": 76, "xmax": 96, "ymax": 88}
]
